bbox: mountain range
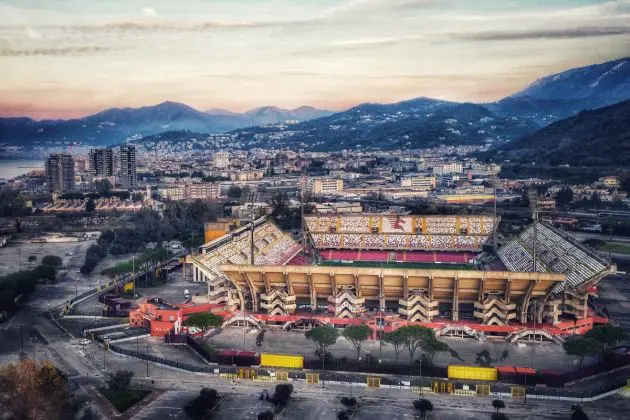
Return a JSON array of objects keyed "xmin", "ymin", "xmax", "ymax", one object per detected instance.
[
  {"xmin": 486, "ymin": 99, "xmax": 630, "ymax": 168},
  {"xmin": 0, "ymin": 56, "xmax": 628, "ymax": 150}
]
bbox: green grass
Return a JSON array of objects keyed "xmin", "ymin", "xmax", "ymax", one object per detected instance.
[
  {"xmin": 98, "ymin": 388, "xmax": 151, "ymax": 413},
  {"xmin": 317, "ymin": 260, "xmax": 476, "ymax": 270},
  {"xmin": 599, "ymin": 242, "xmax": 630, "ymax": 255}
]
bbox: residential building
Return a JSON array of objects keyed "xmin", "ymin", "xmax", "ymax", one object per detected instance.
[
  {"xmin": 119, "ymin": 145, "xmax": 137, "ymax": 188},
  {"xmin": 400, "ymin": 176, "xmax": 437, "ymax": 190},
  {"xmin": 45, "ymin": 153, "xmax": 75, "ymax": 193},
  {"xmin": 186, "ymin": 182, "xmax": 221, "ymax": 200},
  {"xmin": 312, "ymin": 178, "xmax": 344, "ymax": 195},
  {"xmin": 88, "ymin": 148, "xmax": 113, "ymax": 178},
  {"xmin": 432, "ymin": 162, "xmax": 463, "ymax": 176},
  {"xmin": 213, "ymin": 152, "xmax": 230, "ymax": 169}
]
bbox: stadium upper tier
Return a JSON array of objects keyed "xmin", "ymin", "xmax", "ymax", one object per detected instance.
[
  {"xmin": 304, "ymin": 215, "xmax": 498, "ymax": 251},
  {"xmin": 192, "ymin": 217, "xmax": 301, "ymax": 280},
  {"xmin": 497, "ymin": 222, "xmax": 614, "ymax": 294}
]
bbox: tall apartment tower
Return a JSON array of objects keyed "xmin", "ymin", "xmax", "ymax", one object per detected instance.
[
  {"xmin": 119, "ymin": 145, "xmax": 137, "ymax": 188},
  {"xmin": 88, "ymin": 148, "xmax": 114, "ymax": 178},
  {"xmin": 45, "ymin": 153, "xmax": 75, "ymax": 193}
]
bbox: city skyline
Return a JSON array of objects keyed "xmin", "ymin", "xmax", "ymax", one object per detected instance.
[{"xmin": 1, "ymin": 0, "xmax": 630, "ymax": 119}]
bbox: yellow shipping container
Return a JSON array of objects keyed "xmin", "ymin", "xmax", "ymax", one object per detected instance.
[
  {"xmin": 447, "ymin": 365, "xmax": 498, "ymax": 381},
  {"xmin": 261, "ymin": 353, "xmax": 304, "ymax": 369}
]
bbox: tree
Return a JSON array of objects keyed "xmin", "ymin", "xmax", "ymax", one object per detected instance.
[
  {"xmin": 95, "ymin": 179, "xmax": 113, "ymax": 196},
  {"xmin": 382, "ymin": 330, "xmax": 406, "ymax": 362},
  {"xmin": 27, "ymin": 255, "xmax": 37, "ymax": 265},
  {"xmin": 270, "ymin": 383, "xmax": 293, "ymax": 408},
  {"xmin": 340, "ymin": 396, "xmax": 357, "ymax": 410},
  {"xmin": 305, "ymin": 325, "xmax": 339, "ymax": 361},
  {"xmin": 342, "ymin": 323, "xmax": 372, "ymax": 361},
  {"xmin": 227, "ymin": 185, "xmax": 242, "ymax": 198},
  {"xmin": 421, "ymin": 334, "xmax": 449, "ymax": 367},
  {"xmin": 555, "ymin": 187, "xmax": 574, "ymax": 207},
  {"xmin": 571, "ymin": 404, "xmax": 589, "ymax": 420},
  {"xmin": 258, "ymin": 410, "xmax": 274, "ymax": 420},
  {"xmin": 85, "ymin": 197, "xmax": 96, "ymax": 212},
  {"xmin": 397, "ymin": 325, "xmax": 432, "ymax": 365},
  {"xmin": 183, "ymin": 313, "xmax": 224, "ymax": 331},
  {"xmin": 34, "ymin": 263, "xmax": 57, "ymax": 281},
  {"xmin": 106, "ymin": 370, "xmax": 133, "ymax": 392},
  {"xmin": 184, "ymin": 387, "xmax": 219, "ymax": 420},
  {"xmin": 562, "ymin": 336, "xmax": 600, "ymax": 368},
  {"xmin": 0, "ymin": 359, "xmax": 73, "ymax": 419},
  {"xmin": 42, "ymin": 255, "xmax": 62, "ymax": 267},
  {"xmin": 413, "ymin": 399, "xmax": 433, "ymax": 420},
  {"xmin": 584, "ymin": 324, "xmax": 628, "ymax": 356},
  {"xmin": 492, "ymin": 399, "xmax": 505, "ymax": 414}
]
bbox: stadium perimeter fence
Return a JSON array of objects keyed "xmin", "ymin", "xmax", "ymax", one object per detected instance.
[{"xmin": 108, "ymin": 334, "xmax": 630, "ymax": 400}]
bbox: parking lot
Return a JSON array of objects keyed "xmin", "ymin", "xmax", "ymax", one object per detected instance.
[{"xmin": 205, "ymin": 327, "xmax": 582, "ymax": 372}]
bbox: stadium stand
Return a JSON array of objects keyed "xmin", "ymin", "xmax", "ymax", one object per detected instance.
[
  {"xmin": 304, "ymin": 214, "xmax": 497, "ymax": 251},
  {"xmin": 194, "ymin": 217, "xmax": 302, "ymax": 281},
  {"xmin": 498, "ymin": 222, "xmax": 611, "ymax": 294}
]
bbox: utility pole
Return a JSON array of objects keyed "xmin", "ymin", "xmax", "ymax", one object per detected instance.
[
  {"xmin": 250, "ymin": 192, "xmax": 255, "ymax": 265},
  {"xmin": 300, "ymin": 175, "xmax": 306, "ymax": 252},
  {"xmin": 146, "ymin": 335, "xmax": 149, "ymax": 377},
  {"xmin": 132, "ymin": 256, "xmax": 136, "ymax": 302},
  {"xmin": 493, "ymin": 175, "xmax": 498, "ymax": 251}
]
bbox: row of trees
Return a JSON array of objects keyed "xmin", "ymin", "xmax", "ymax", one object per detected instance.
[
  {"xmin": 305, "ymin": 324, "xmax": 449, "ymax": 366},
  {"xmin": 0, "ymin": 256, "xmax": 60, "ymax": 315},
  {"xmin": 562, "ymin": 324, "xmax": 627, "ymax": 367}
]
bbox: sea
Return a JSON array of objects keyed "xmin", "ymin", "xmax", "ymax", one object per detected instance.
[{"xmin": 0, "ymin": 159, "xmax": 45, "ymax": 180}]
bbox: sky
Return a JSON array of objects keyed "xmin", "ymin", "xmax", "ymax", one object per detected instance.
[{"xmin": 0, "ymin": 0, "xmax": 629, "ymax": 119}]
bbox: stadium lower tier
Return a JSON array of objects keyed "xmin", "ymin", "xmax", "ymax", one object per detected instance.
[
  {"xmin": 319, "ymin": 250, "xmax": 474, "ymax": 264},
  {"xmin": 186, "ymin": 261, "xmax": 603, "ymax": 334}
]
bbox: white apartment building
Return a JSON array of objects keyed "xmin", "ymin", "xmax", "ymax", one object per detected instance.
[
  {"xmin": 432, "ymin": 162, "xmax": 463, "ymax": 176},
  {"xmin": 213, "ymin": 152, "xmax": 230, "ymax": 169},
  {"xmin": 400, "ymin": 176, "xmax": 437, "ymax": 191},
  {"xmin": 311, "ymin": 178, "xmax": 344, "ymax": 195}
]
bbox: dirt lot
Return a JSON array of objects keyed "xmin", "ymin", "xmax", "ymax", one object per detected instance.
[{"xmin": 0, "ymin": 240, "xmax": 93, "ymax": 277}]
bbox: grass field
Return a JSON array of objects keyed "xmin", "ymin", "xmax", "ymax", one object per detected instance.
[
  {"xmin": 599, "ymin": 242, "xmax": 630, "ymax": 255},
  {"xmin": 317, "ymin": 260, "xmax": 476, "ymax": 270},
  {"xmin": 98, "ymin": 388, "xmax": 151, "ymax": 413}
]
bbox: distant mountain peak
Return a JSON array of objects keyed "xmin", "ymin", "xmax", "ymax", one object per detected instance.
[{"xmin": 511, "ymin": 56, "xmax": 630, "ymax": 101}]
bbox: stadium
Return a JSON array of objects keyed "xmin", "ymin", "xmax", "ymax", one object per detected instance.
[{"xmin": 182, "ymin": 213, "xmax": 613, "ymax": 342}]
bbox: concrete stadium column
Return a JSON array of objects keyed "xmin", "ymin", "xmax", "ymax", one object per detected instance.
[
  {"xmin": 308, "ymin": 274, "xmax": 316, "ymax": 311},
  {"xmin": 452, "ymin": 277, "xmax": 459, "ymax": 321},
  {"xmin": 403, "ymin": 275, "xmax": 409, "ymax": 300},
  {"xmin": 379, "ymin": 274, "xmax": 385, "ymax": 312},
  {"xmin": 354, "ymin": 274, "xmax": 361, "ymax": 298}
]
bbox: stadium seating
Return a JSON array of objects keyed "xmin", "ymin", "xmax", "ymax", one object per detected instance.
[
  {"xmin": 196, "ymin": 219, "xmax": 302, "ymax": 279},
  {"xmin": 305, "ymin": 214, "xmax": 496, "ymax": 252},
  {"xmin": 498, "ymin": 222, "xmax": 610, "ymax": 292}
]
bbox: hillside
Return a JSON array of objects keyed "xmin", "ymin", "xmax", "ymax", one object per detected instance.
[
  {"xmin": 228, "ymin": 101, "xmax": 540, "ymax": 150},
  {"xmin": 488, "ymin": 100, "xmax": 630, "ymax": 168}
]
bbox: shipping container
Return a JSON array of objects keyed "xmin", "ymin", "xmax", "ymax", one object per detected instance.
[
  {"xmin": 261, "ymin": 353, "xmax": 304, "ymax": 369},
  {"xmin": 447, "ymin": 365, "xmax": 498, "ymax": 381},
  {"xmin": 218, "ymin": 350, "xmax": 260, "ymax": 367}
]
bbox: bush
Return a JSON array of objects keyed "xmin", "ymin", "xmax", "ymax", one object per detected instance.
[
  {"xmin": 109, "ymin": 244, "xmax": 127, "ymax": 256},
  {"xmin": 271, "ymin": 383, "xmax": 293, "ymax": 407},
  {"xmin": 106, "ymin": 370, "xmax": 133, "ymax": 392},
  {"xmin": 183, "ymin": 388, "xmax": 218, "ymax": 420},
  {"xmin": 42, "ymin": 255, "xmax": 62, "ymax": 267}
]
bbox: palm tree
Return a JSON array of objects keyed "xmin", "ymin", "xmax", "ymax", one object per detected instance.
[
  {"xmin": 492, "ymin": 399, "xmax": 505, "ymax": 414},
  {"xmin": 413, "ymin": 398, "xmax": 433, "ymax": 420}
]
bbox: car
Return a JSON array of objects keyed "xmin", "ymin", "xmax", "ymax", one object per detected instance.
[{"xmin": 80, "ymin": 339, "xmax": 91, "ymax": 346}]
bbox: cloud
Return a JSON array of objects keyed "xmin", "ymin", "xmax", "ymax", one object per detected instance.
[
  {"xmin": 142, "ymin": 7, "xmax": 158, "ymax": 18},
  {"xmin": 453, "ymin": 26, "xmax": 630, "ymax": 42},
  {"xmin": 330, "ymin": 35, "xmax": 425, "ymax": 47},
  {"xmin": 0, "ymin": 46, "xmax": 120, "ymax": 57}
]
